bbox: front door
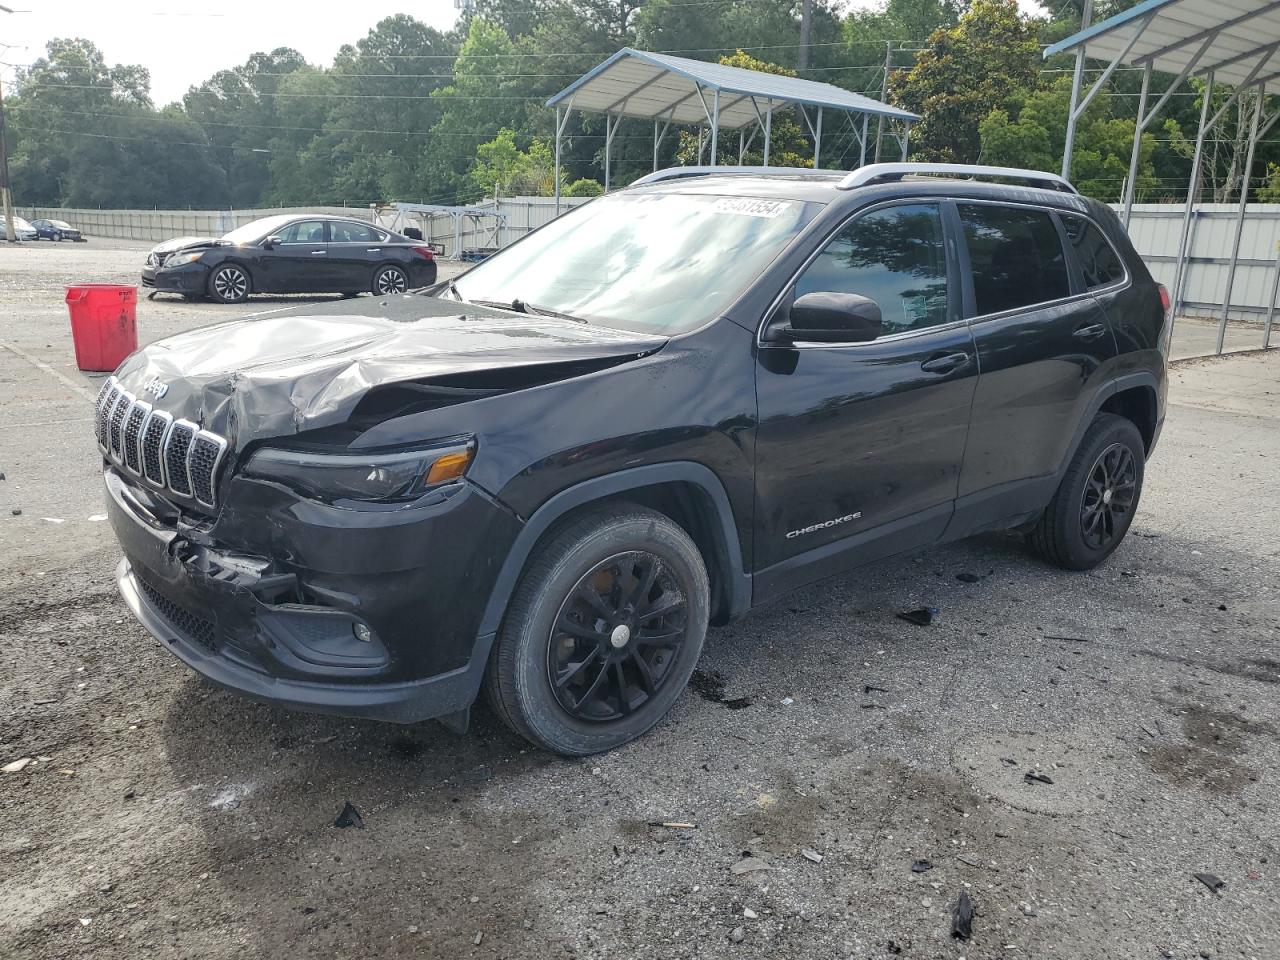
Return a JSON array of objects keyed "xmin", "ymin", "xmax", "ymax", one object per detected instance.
[
  {"xmin": 255, "ymin": 219, "xmax": 330, "ymax": 292},
  {"xmin": 753, "ymin": 201, "xmax": 979, "ymax": 602},
  {"xmin": 951, "ymin": 202, "xmax": 1120, "ymax": 534}
]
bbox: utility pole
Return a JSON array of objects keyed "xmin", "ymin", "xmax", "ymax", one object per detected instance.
[
  {"xmin": 873, "ymin": 41, "xmax": 892, "ymax": 163},
  {"xmin": 798, "ymin": 0, "xmax": 813, "ymax": 71},
  {"xmin": 0, "ymin": 68, "xmax": 16, "ymax": 243}
]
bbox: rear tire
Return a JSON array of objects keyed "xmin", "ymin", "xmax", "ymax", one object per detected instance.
[
  {"xmin": 1028, "ymin": 413, "xmax": 1145, "ymax": 570},
  {"xmin": 372, "ymin": 264, "xmax": 408, "ymax": 296},
  {"xmin": 207, "ymin": 264, "xmax": 251, "ymax": 304},
  {"xmin": 484, "ymin": 505, "xmax": 710, "ymax": 756}
]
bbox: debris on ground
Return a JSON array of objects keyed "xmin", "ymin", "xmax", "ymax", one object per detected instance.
[
  {"xmin": 1043, "ymin": 635, "xmax": 1087, "ymax": 643},
  {"xmin": 730, "ymin": 856, "xmax": 772, "ymax": 875},
  {"xmin": 951, "ymin": 891, "xmax": 974, "ymax": 940},
  {"xmin": 864, "ymin": 685, "xmax": 889, "ymax": 695},
  {"xmin": 9, "ymin": 508, "xmax": 20, "ymax": 516},
  {"xmin": 334, "ymin": 801, "xmax": 364, "ymax": 829},
  {"xmin": 911, "ymin": 859, "xmax": 933, "ymax": 873},
  {"xmin": 1024, "ymin": 771, "xmax": 1055, "ymax": 785},
  {"xmin": 801, "ymin": 848, "xmax": 824, "ymax": 863},
  {"xmin": 743, "ymin": 907, "xmax": 758, "ymax": 920},
  {"xmin": 898, "ymin": 606, "xmax": 940, "ymax": 626},
  {"xmin": 473, "ymin": 932, "xmax": 484, "ymax": 946},
  {"xmin": 3, "ymin": 758, "xmax": 34, "ymax": 773},
  {"xmin": 780, "ymin": 697, "xmax": 794, "ymax": 706},
  {"xmin": 1193, "ymin": 872, "xmax": 1225, "ymax": 894},
  {"xmin": 729, "ymin": 926, "xmax": 746, "ymax": 943},
  {"xmin": 688, "ymin": 669, "xmax": 753, "ymax": 710},
  {"xmin": 649, "ymin": 821, "xmax": 696, "ymax": 829}
]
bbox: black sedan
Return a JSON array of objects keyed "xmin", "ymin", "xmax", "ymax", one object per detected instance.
[
  {"xmin": 32, "ymin": 218, "xmax": 85, "ymax": 241},
  {"xmin": 142, "ymin": 214, "xmax": 438, "ymax": 303}
]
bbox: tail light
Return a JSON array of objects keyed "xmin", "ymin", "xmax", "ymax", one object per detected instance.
[
  {"xmin": 411, "ymin": 246, "xmax": 435, "ymax": 261},
  {"xmin": 1157, "ymin": 283, "xmax": 1171, "ymax": 315}
]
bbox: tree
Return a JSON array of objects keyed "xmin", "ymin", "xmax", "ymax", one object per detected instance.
[
  {"xmin": 468, "ymin": 128, "xmax": 560, "ymax": 197},
  {"xmin": 564, "ymin": 177, "xmax": 603, "ymax": 196},
  {"xmin": 891, "ymin": 0, "xmax": 1040, "ymax": 162}
]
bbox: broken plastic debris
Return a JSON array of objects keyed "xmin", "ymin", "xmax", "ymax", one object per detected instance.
[
  {"xmin": 334, "ymin": 801, "xmax": 364, "ymax": 829},
  {"xmin": 801, "ymin": 848, "xmax": 824, "ymax": 863},
  {"xmin": 911, "ymin": 859, "xmax": 934, "ymax": 873},
  {"xmin": 88, "ymin": 514, "xmax": 107, "ymax": 522},
  {"xmin": 1193, "ymin": 872, "xmax": 1225, "ymax": 894},
  {"xmin": 951, "ymin": 891, "xmax": 974, "ymax": 940},
  {"xmin": 1024, "ymin": 772, "xmax": 1054, "ymax": 785},
  {"xmin": 730, "ymin": 857, "xmax": 772, "ymax": 875},
  {"xmin": 41, "ymin": 517, "xmax": 66, "ymax": 524},
  {"xmin": 649, "ymin": 821, "xmax": 696, "ymax": 829},
  {"xmin": 3, "ymin": 758, "xmax": 34, "ymax": 773},
  {"xmin": 897, "ymin": 607, "xmax": 939, "ymax": 626},
  {"xmin": 780, "ymin": 697, "xmax": 794, "ymax": 705},
  {"xmin": 743, "ymin": 907, "xmax": 758, "ymax": 920}
]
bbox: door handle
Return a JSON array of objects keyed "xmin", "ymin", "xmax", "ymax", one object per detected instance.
[
  {"xmin": 366, "ymin": 248, "xmax": 381, "ymax": 253},
  {"xmin": 920, "ymin": 352, "xmax": 970, "ymax": 374},
  {"xmin": 310, "ymin": 250, "xmax": 327, "ymax": 256},
  {"xmin": 1073, "ymin": 323, "xmax": 1107, "ymax": 340}
]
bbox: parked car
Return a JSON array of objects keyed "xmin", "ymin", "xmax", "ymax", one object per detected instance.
[
  {"xmin": 142, "ymin": 214, "xmax": 437, "ymax": 303},
  {"xmin": 98, "ymin": 163, "xmax": 1167, "ymax": 756},
  {"xmin": 7, "ymin": 215, "xmax": 38, "ymax": 241},
  {"xmin": 31, "ymin": 218, "xmax": 85, "ymax": 241}
]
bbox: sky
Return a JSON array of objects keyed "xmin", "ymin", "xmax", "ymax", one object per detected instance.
[{"xmin": 0, "ymin": 0, "xmax": 1051, "ymax": 107}]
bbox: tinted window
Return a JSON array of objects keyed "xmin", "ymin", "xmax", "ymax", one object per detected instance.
[
  {"xmin": 1061, "ymin": 214, "xmax": 1125, "ymax": 290},
  {"xmin": 279, "ymin": 220, "xmax": 327, "ymax": 243},
  {"xmin": 960, "ymin": 204, "xmax": 1069, "ymax": 316},
  {"xmin": 330, "ymin": 221, "xmax": 380, "ymax": 243},
  {"xmin": 794, "ymin": 202, "xmax": 948, "ymax": 337}
]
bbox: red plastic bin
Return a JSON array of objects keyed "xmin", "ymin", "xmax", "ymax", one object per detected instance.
[{"xmin": 65, "ymin": 284, "xmax": 138, "ymax": 372}]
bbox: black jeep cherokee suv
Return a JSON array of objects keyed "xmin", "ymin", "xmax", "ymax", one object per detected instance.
[{"xmin": 98, "ymin": 163, "xmax": 1168, "ymax": 756}]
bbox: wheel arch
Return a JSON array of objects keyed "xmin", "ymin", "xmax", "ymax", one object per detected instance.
[
  {"xmin": 476, "ymin": 463, "xmax": 750, "ymax": 639},
  {"xmin": 210, "ymin": 258, "xmax": 255, "ymax": 295},
  {"xmin": 1063, "ymin": 372, "xmax": 1160, "ymax": 474}
]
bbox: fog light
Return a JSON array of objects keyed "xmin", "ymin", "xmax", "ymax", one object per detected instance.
[{"xmin": 353, "ymin": 623, "xmax": 372, "ymax": 643}]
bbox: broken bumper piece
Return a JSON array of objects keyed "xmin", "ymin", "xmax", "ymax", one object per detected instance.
[{"xmin": 105, "ymin": 466, "xmax": 519, "ymax": 723}]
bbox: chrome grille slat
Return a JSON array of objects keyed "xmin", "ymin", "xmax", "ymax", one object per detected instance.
[{"xmin": 92, "ymin": 382, "xmax": 227, "ymax": 509}]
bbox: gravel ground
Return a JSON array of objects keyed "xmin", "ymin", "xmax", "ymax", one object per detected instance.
[{"xmin": 1, "ymin": 239, "xmax": 1279, "ymax": 960}]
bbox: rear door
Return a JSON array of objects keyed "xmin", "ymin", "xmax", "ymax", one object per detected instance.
[
  {"xmin": 952, "ymin": 201, "xmax": 1119, "ymax": 534},
  {"xmin": 752, "ymin": 200, "xmax": 979, "ymax": 600},
  {"xmin": 256, "ymin": 219, "xmax": 330, "ymax": 292},
  {"xmin": 326, "ymin": 220, "xmax": 387, "ymax": 290}
]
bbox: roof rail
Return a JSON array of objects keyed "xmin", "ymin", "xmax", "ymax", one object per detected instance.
[
  {"xmin": 838, "ymin": 163, "xmax": 1077, "ymax": 194},
  {"xmin": 630, "ymin": 165, "xmax": 837, "ymax": 186}
]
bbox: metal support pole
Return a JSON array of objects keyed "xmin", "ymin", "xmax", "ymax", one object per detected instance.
[
  {"xmin": 710, "ymin": 89, "xmax": 720, "ymax": 164},
  {"xmin": 604, "ymin": 114, "xmax": 612, "ymax": 190},
  {"xmin": 1217, "ymin": 89, "xmax": 1264, "ymax": 355},
  {"xmin": 814, "ymin": 107, "xmax": 823, "ymax": 169},
  {"xmin": 1263, "ymin": 241, "xmax": 1280, "ymax": 349},
  {"xmin": 764, "ymin": 107, "xmax": 772, "ymax": 167},
  {"xmin": 1171, "ymin": 71, "xmax": 1216, "ymax": 332},
  {"xmin": 874, "ymin": 41, "xmax": 891, "ymax": 164},
  {"xmin": 654, "ymin": 119, "xmax": 659, "ymax": 171},
  {"xmin": 738, "ymin": 129, "xmax": 745, "ymax": 165},
  {"xmin": 901, "ymin": 124, "xmax": 909, "ymax": 161},
  {"xmin": 1122, "ymin": 62, "xmax": 1151, "ymax": 227},
  {"xmin": 859, "ymin": 113, "xmax": 869, "ymax": 167},
  {"xmin": 1062, "ymin": 0, "xmax": 1094, "ymax": 180},
  {"xmin": 697, "ymin": 127, "xmax": 705, "ymax": 164},
  {"xmin": 554, "ymin": 107, "xmax": 562, "ymax": 215}
]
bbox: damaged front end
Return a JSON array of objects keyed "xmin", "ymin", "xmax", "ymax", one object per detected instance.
[{"xmin": 102, "ymin": 298, "xmax": 667, "ymax": 724}]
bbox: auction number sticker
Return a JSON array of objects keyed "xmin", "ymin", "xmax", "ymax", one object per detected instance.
[{"xmin": 712, "ymin": 197, "xmax": 788, "ymax": 218}]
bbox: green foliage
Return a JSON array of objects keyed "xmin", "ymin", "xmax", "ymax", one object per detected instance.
[
  {"xmin": 892, "ymin": 0, "xmax": 1040, "ymax": 163},
  {"xmin": 564, "ymin": 178, "xmax": 604, "ymax": 197},
  {"xmin": 468, "ymin": 128, "xmax": 560, "ymax": 198}
]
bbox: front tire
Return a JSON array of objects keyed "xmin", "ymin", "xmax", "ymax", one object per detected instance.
[
  {"xmin": 1029, "ymin": 413, "xmax": 1145, "ymax": 570},
  {"xmin": 484, "ymin": 505, "xmax": 710, "ymax": 756},
  {"xmin": 372, "ymin": 264, "xmax": 408, "ymax": 296},
  {"xmin": 207, "ymin": 264, "xmax": 251, "ymax": 304}
]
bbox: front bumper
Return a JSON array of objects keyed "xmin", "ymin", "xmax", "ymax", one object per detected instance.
[
  {"xmin": 142, "ymin": 262, "xmax": 208, "ymax": 292},
  {"xmin": 106, "ymin": 465, "xmax": 522, "ymax": 723}
]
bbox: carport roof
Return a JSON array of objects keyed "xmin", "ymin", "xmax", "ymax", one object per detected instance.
[
  {"xmin": 546, "ymin": 47, "xmax": 919, "ymax": 130},
  {"xmin": 1044, "ymin": 0, "xmax": 1280, "ymax": 97}
]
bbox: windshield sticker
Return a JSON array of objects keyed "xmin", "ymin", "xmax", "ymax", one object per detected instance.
[{"xmin": 712, "ymin": 197, "xmax": 788, "ymax": 218}]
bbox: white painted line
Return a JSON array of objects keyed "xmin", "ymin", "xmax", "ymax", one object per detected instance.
[{"xmin": 0, "ymin": 340, "xmax": 99, "ymax": 403}]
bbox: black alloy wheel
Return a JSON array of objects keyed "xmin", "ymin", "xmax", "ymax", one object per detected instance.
[
  {"xmin": 547, "ymin": 551, "xmax": 689, "ymax": 722},
  {"xmin": 484, "ymin": 504, "xmax": 710, "ymax": 756},
  {"xmin": 373, "ymin": 265, "xmax": 408, "ymax": 295},
  {"xmin": 1079, "ymin": 442, "xmax": 1137, "ymax": 551}
]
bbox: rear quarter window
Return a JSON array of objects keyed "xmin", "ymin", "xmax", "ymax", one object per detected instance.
[
  {"xmin": 1061, "ymin": 214, "xmax": 1126, "ymax": 290},
  {"xmin": 959, "ymin": 204, "xmax": 1070, "ymax": 316}
]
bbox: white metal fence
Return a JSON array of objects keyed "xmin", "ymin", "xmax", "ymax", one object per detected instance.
[{"xmin": 16, "ymin": 205, "xmax": 377, "ymax": 243}]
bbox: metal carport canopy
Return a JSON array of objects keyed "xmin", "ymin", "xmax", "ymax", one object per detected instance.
[
  {"xmin": 546, "ymin": 47, "xmax": 919, "ymax": 129},
  {"xmin": 1044, "ymin": 0, "xmax": 1280, "ymax": 95}
]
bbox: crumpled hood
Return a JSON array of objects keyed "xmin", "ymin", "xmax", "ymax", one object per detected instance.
[
  {"xmin": 113, "ymin": 295, "xmax": 667, "ymax": 448},
  {"xmin": 148, "ymin": 236, "xmax": 221, "ymax": 256}
]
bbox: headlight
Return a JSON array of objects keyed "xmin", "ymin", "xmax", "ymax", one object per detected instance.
[
  {"xmin": 242, "ymin": 438, "xmax": 475, "ymax": 503},
  {"xmin": 164, "ymin": 251, "xmax": 204, "ymax": 267}
]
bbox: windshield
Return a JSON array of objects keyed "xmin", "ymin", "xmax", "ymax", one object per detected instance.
[
  {"xmin": 451, "ymin": 192, "xmax": 812, "ymax": 334},
  {"xmin": 221, "ymin": 215, "xmax": 297, "ymax": 245}
]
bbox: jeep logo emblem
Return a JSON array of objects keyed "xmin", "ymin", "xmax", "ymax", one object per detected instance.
[{"xmin": 142, "ymin": 377, "xmax": 169, "ymax": 399}]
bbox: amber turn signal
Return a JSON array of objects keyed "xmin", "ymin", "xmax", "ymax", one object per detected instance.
[{"xmin": 425, "ymin": 448, "xmax": 474, "ymax": 485}]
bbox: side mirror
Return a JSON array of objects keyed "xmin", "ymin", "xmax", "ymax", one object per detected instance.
[
  {"xmin": 262, "ymin": 235, "xmax": 282, "ymax": 250},
  {"xmin": 773, "ymin": 292, "xmax": 882, "ymax": 344}
]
